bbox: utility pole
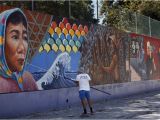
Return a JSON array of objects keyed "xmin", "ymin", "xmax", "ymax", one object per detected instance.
[{"xmin": 97, "ymin": 0, "xmax": 98, "ymax": 20}]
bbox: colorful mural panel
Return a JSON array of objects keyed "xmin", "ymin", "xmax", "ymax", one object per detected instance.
[
  {"xmin": 79, "ymin": 25, "xmax": 128, "ymax": 84},
  {"xmin": 0, "ymin": 8, "xmax": 160, "ymax": 94},
  {"xmin": 130, "ymin": 33, "xmax": 160, "ymax": 81},
  {"xmin": 27, "ymin": 16, "xmax": 90, "ymax": 90},
  {"xmin": 39, "ymin": 17, "xmax": 88, "ymax": 53},
  {"xmin": 129, "ymin": 35, "xmax": 145, "ymax": 81},
  {"xmin": 28, "ymin": 18, "xmax": 129, "ymax": 90},
  {"xmin": 0, "ymin": 8, "xmax": 38, "ymax": 93}
]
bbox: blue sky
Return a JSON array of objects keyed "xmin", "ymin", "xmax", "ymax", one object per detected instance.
[
  {"xmin": 92, "ymin": 0, "xmax": 98, "ymax": 19},
  {"xmin": 92, "ymin": 0, "xmax": 104, "ymax": 24}
]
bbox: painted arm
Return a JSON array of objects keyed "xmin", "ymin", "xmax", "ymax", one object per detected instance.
[
  {"xmin": 101, "ymin": 55, "xmax": 117, "ymax": 73},
  {"xmin": 152, "ymin": 58, "xmax": 156, "ymax": 71}
]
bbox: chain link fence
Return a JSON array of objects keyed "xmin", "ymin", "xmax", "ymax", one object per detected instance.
[{"xmin": 118, "ymin": 10, "xmax": 160, "ymax": 39}]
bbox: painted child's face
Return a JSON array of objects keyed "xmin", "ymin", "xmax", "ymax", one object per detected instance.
[{"xmin": 5, "ymin": 22, "xmax": 28, "ymax": 72}]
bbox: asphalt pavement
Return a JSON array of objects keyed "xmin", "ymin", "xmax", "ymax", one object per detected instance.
[{"xmin": 18, "ymin": 90, "xmax": 160, "ymax": 119}]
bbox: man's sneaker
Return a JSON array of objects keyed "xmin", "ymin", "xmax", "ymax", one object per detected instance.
[
  {"xmin": 90, "ymin": 111, "xmax": 95, "ymax": 115},
  {"xmin": 80, "ymin": 113, "xmax": 89, "ymax": 117}
]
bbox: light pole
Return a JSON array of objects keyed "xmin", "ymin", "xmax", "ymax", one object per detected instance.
[{"xmin": 97, "ymin": 0, "xmax": 98, "ymax": 20}]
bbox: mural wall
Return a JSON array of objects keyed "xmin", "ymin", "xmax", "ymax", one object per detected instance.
[
  {"xmin": 27, "ymin": 16, "xmax": 89, "ymax": 90},
  {"xmin": 130, "ymin": 33, "xmax": 160, "ymax": 81},
  {"xmin": 0, "ymin": 7, "xmax": 160, "ymax": 94},
  {"xmin": 79, "ymin": 25, "xmax": 128, "ymax": 84}
]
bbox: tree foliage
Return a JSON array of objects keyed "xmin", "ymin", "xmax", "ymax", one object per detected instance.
[
  {"xmin": 1, "ymin": 0, "xmax": 98, "ymax": 24},
  {"xmin": 100, "ymin": 0, "xmax": 160, "ymax": 28}
]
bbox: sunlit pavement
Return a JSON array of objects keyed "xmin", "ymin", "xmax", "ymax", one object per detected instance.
[{"xmin": 18, "ymin": 90, "xmax": 160, "ymax": 119}]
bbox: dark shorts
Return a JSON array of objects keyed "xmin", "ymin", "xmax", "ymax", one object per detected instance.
[{"xmin": 79, "ymin": 90, "xmax": 90, "ymax": 100}]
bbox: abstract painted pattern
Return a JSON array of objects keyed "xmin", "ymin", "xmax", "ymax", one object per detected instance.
[
  {"xmin": 38, "ymin": 17, "xmax": 88, "ymax": 53},
  {"xmin": 24, "ymin": 10, "xmax": 52, "ymax": 61}
]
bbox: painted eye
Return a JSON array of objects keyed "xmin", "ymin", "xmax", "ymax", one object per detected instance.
[
  {"xmin": 12, "ymin": 35, "xmax": 18, "ymax": 40},
  {"xmin": 23, "ymin": 36, "xmax": 28, "ymax": 42}
]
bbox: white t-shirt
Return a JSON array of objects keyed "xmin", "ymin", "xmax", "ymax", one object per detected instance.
[{"xmin": 76, "ymin": 73, "xmax": 91, "ymax": 91}]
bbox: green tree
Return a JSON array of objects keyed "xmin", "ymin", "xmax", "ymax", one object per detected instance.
[
  {"xmin": 1, "ymin": 0, "xmax": 98, "ymax": 24},
  {"xmin": 100, "ymin": 0, "xmax": 160, "ymax": 28}
]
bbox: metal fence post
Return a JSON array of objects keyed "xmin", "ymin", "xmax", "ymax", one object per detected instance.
[
  {"xmin": 135, "ymin": 12, "xmax": 137, "ymax": 34},
  {"xmin": 149, "ymin": 16, "xmax": 151, "ymax": 37}
]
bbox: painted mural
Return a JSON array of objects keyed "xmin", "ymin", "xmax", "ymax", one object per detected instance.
[
  {"xmin": 0, "ymin": 8, "xmax": 38, "ymax": 93},
  {"xmin": 130, "ymin": 33, "xmax": 160, "ymax": 81},
  {"xmin": 27, "ymin": 16, "xmax": 89, "ymax": 90},
  {"xmin": 28, "ymin": 22, "xmax": 129, "ymax": 90},
  {"xmin": 79, "ymin": 25, "xmax": 128, "ymax": 84},
  {"xmin": 0, "ymin": 8, "xmax": 160, "ymax": 94}
]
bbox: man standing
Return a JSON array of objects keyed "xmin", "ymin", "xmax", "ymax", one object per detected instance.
[{"xmin": 76, "ymin": 71, "xmax": 94, "ymax": 115}]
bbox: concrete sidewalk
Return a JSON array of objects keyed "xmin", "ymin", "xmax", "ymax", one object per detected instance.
[{"xmin": 17, "ymin": 90, "xmax": 160, "ymax": 119}]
